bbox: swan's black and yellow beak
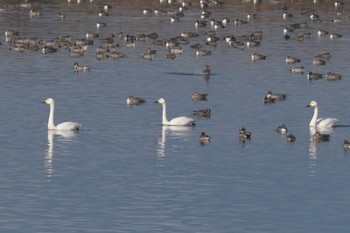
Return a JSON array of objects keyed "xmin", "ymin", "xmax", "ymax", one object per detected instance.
[
  {"xmin": 306, "ymin": 104, "xmax": 311, "ymax": 107},
  {"xmin": 154, "ymin": 100, "xmax": 159, "ymax": 103},
  {"xmin": 41, "ymin": 99, "xmax": 47, "ymax": 104}
]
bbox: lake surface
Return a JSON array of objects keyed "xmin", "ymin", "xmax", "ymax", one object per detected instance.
[{"xmin": 1, "ymin": 0, "xmax": 350, "ymax": 232}]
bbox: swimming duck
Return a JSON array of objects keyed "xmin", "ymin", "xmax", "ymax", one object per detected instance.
[
  {"xmin": 318, "ymin": 29, "xmax": 329, "ymax": 36},
  {"xmin": 196, "ymin": 49, "xmax": 211, "ymax": 56},
  {"xmin": 42, "ymin": 46, "xmax": 57, "ymax": 54},
  {"xmin": 199, "ymin": 132, "xmax": 211, "ymax": 144},
  {"xmin": 312, "ymin": 131, "xmax": 330, "ymax": 142},
  {"xmin": 330, "ymin": 32, "xmax": 342, "ymax": 39},
  {"xmin": 265, "ymin": 91, "xmax": 286, "ymax": 101},
  {"xmin": 202, "ymin": 65, "xmax": 211, "ymax": 76},
  {"xmin": 286, "ymin": 56, "xmax": 301, "ymax": 64},
  {"xmin": 344, "ymin": 140, "xmax": 350, "ymax": 149},
  {"xmin": 277, "ymin": 123, "xmax": 288, "ymax": 134},
  {"xmin": 192, "ymin": 91, "xmax": 208, "ymax": 102},
  {"xmin": 263, "ymin": 95, "xmax": 276, "ymax": 104},
  {"xmin": 313, "ymin": 57, "xmax": 326, "ymax": 65},
  {"xmin": 289, "ymin": 66, "xmax": 305, "ymax": 74},
  {"xmin": 287, "ymin": 134, "xmax": 296, "ymax": 142},
  {"xmin": 251, "ymin": 53, "xmax": 266, "ymax": 61},
  {"xmin": 73, "ymin": 62, "xmax": 89, "ymax": 72},
  {"xmin": 239, "ymin": 127, "xmax": 251, "ymax": 139},
  {"xmin": 307, "ymin": 72, "xmax": 323, "ymax": 80},
  {"xmin": 192, "ymin": 108, "xmax": 211, "ymax": 118},
  {"xmin": 154, "ymin": 98, "xmax": 195, "ymax": 126},
  {"xmin": 127, "ymin": 96, "xmax": 146, "ymax": 105},
  {"xmin": 307, "ymin": 101, "xmax": 339, "ymax": 129},
  {"xmin": 326, "ymin": 72, "xmax": 342, "ymax": 81}
]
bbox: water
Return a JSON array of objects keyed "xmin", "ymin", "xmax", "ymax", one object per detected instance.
[{"xmin": 0, "ymin": 0, "xmax": 350, "ymax": 232}]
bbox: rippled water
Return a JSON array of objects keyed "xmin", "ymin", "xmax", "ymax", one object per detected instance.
[{"xmin": 1, "ymin": 0, "xmax": 350, "ymax": 232}]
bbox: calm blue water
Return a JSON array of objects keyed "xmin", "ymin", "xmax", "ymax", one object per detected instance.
[{"xmin": 1, "ymin": 0, "xmax": 350, "ymax": 232}]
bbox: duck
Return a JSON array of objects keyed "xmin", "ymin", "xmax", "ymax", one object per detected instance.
[
  {"xmin": 42, "ymin": 98, "xmax": 81, "ymax": 131},
  {"xmin": 330, "ymin": 32, "xmax": 342, "ymax": 39},
  {"xmin": 192, "ymin": 91, "xmax": 208, "ymax": 102},
  {"xmin": 289, "ymin": 66, "xmax": 305, "ymax": 74},
  {"xmin": 126, "ymin": 96, "xmax": 146, "ymax": 105},
  {"xmin": 286, "ymin": 56, "xmax": 301, "ymax": 64},
  {"xmin": 287, "ymin": 134, "xmax": 296, "ymax": 142},
  {"xmin": 42, "ymin": 46, "xmax": 57, "ymax": 54},
  {"xmin": 239, "ymin": 127, "xmax": 251, "ymax": 139},
  {"xmin": 196, "ymin": 49, "xmax": 211, "ymax": 56},
  {"xmin": 192, "ymin": 108, "xmax": 211, "ymax": 118},
  {"xmin": 312, "ymin": 131, "xmax": 330, "ymax": 142},
  {"xmin": 307, "ymin": 72, "xmax": 323, "ymax": 80},
  {"xmin": 202, "ymin": 65, "xmax": 211, "ymax": 76},
  {"xmin": 263, "ymin": 95, "xmax": 275, "ymax": 104},
  {"xmin": 154, "ymin": 98, "xmax": 195, "ymax": 126},
  {"xmin": 277, "ymin": 123, "xmax": 288, "ymax": 134},
  {"xmin": 73, "ymin": 62, "xmax": 90, "ymax": 72},
  {"xmin": 306, "ymin": 101, "xmax": 339, "ymax": 129},
  {"xmin": 199, "ymin": 132, "xmax": 211, "ymax": 144},
  {"xmin": 251, "ymin": 53, "xmax": 266, "ymax": 61},
  {"xmin": 313, "ymin": 57, "xmax": 326, "ymax": 65},
  {"xmin": 326, "ymin": 72, "xmax": 342, "ymax": 81},
  {"xmin": 265, "ymin": 90, "xmax": 286, "ymax": 101},
  {"xmin": 344, "ymin": 140, "xmax": 350, "ymax": 149}
]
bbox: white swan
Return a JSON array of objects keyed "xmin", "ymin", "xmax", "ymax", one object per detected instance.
[
  {"xmin": 307, "ymin": 100, "xmax": 338, "ymax": 128},
  {"xmin": 154, "ymin": 98, "xmax": 195, "ymax": 126},
  {"xmin": 42, "ymin": 98, "xmax": 81, "ymax": 131}
]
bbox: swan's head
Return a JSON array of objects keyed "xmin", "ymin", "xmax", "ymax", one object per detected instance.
[
  {"xmin": 42, "ymin": 98, "xmax": 54, "ymax": 105},
  {"xmin": 154, "ymin": 98, "xmax": 165, "ymax": 104},
  {"xmin": 306, "ymin": 100, "xmax": 317, "ymax": 108}
]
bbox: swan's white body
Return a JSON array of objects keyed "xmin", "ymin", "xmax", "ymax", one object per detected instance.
[
  {"xmin": 42, "ymin": 98, "xmax": 81, "ymax": 131},
  {"xmin": 155, "ymin": 98, "xmax": 195, "ymax": 126},
  {"xmin": 307, "ymin": 101, "xmax": 338, "ymax": 129}
]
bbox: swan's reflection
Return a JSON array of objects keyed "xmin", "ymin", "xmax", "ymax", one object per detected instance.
[
  {"xmin": 45, "ymin": 130, "xmax": 78, "ymax": 181},
  {"xmin": 157, "ymin": 125, "xmax": 193, "ymax": 157},
  {"xmin": 308, "ymin": 126, "xmax": 334, "ymax": 176}
]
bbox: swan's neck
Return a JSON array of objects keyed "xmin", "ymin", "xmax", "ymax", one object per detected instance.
[
  {"xmin": 161, "ymin": 102, "xmax": 170, "ymax": 125},
  {"xmin": 48, "ymin": 103, "xmax": 56, "ymax": 130},
  {"xmin": 310, "ymin": 105, "xmax": 318, "ymax": 127}
]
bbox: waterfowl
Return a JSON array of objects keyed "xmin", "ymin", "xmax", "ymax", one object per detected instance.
[
  {"xmin": 330, "ymin": 32, "xmax": 342, "ymax": 39},
  {"xmin": 283, "ymin": 12, "xmax": 293, "ymax": 19},
  {"xmin": 307, "ymin": 72, "xmax": 323, "ymax": 80},
  {"xmin": 306, "ymin": 101, "xmax": 339, "ymax": 129},
  {"xmin": 265, "ymin": 91, "xmax": 286, "ymax": 101},
  {"xmin": 251, "ymin": 53, "xmax": 266, "ymax": 61},
  {"xmin": 287, "ymin": 134, "xmax": 296, "ymax": 142},
  {"xmin": 42, "ymin": 46, "xmax": 57, "ymax": 54},
  {"xmin": 73, "ymin": 62, "xmax": 89, "ymax": 72},
  {"xmin": 316, "ymin": 52, "xmax": 332, "ymax": 60},
  {"xmin": 96, "ymin": 22, "xmax": 107, "ymax": 28},
  {"xmin": 277, "ymin": 124, "xmax": 288, "ymax": 134},
  {"xmin": 192, "ymin": 108, "xmax": 211, "ymax": 118},
  {"xmin": 286, "ymin": 56, "xmax": 301, "ymax": 64},
  {"xmin": 289, "ymin": 66, "xmax": 305, "ymax": 74},
  {"xmin": 263, "ymin": 95, "xmax": 275, "ymax": 104},
  {"xmin": 192, "ymin": 91, "xmax": 208, "ymax": 102},
  {"xmin": 202, "ymin": 65, "xmax": 211, "ymax": 76},
  {"xmin": 126, "ymin": 96, "xmax": 146, "ymax": 105},
  {"xmin": 344, "ymin": 140, "xmax": 350, "ymax": 149},
  {"xmin": 199, "ymin": 132, "xmax": 211, "ymax": 144},
  {"xmin": 42, "ymin": 98, "xmax": 81, "ymax": 131},
  {"xmin": 196, "ymin": 49, "xmax": 211, "ymax": 56},
  {"xmin": 326, "ymin": 72, "xmax": 342, "ymax": 81},
  {"xmin": 312, "ymin": 131, "xmax": 330, "ymax": 142},
  {"xmin": 318, "ymin": 29, "xmax": 329, "ymax": 37},
  {"xmin": 313, "ymin": 57, "xmax": 326, "ymax": 65},
  {"xmin": 239, "ymin": 127, "xmax": 251, "ymax": 139},
  {"xmin": 154, "ymin": 98, "xmax": 195, "ymax": 126},
  {"xmin": 30, "ymin": 9, "xmax": 41, "ymax": 17}
]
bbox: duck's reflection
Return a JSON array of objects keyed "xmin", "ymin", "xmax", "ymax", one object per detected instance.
[
  {"xmin": 45, "ymin": 130, "xmax": 78, "ymax": 181},
  {"xmin": 157, "ymin": 125, "xmax": 193, "ymax": 157}
]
